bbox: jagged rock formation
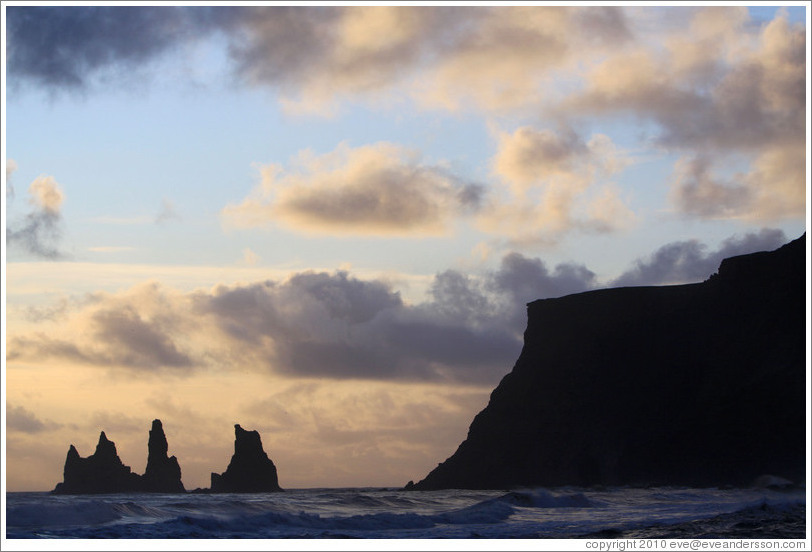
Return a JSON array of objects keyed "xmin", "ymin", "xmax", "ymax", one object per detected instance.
[
  {"xmin": 210, "ymin": 424, "xmax": 282, "ymax": 492},
  {"xmin": 53, "ymin": 432, "xmax": 142, "ymax": 494},
  {"xmin": 53, "ymin": 419, "xmax": 185, "ymax": 494},
  {"xmin": 411, "ymin": 235, "xmax": 806, "ymax": 490},
  {"xmin": 141, "ymin": 419, "xmax": 185, "ymax": 492}
]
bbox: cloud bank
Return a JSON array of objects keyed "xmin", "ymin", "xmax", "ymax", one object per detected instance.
[{"xmin": 8, "ymin": 230, "xmax": 789, "ymax": 382}]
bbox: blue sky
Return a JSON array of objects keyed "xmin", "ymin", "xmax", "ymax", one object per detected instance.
[{"xmin": 3, "ymin": 3, "xmax": 808, "ymax": 491}]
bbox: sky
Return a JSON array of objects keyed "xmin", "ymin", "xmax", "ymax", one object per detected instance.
[{"xmin": 2, "ymin": 3, "xmax": 809, "ymax": 492}]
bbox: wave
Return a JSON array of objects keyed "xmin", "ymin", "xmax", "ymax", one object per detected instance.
[
  {"xmin": 5, "ymin": 487, "xmax": 804, "ymax": 539},
  {"xmin": 6, "ymin": 500, "xmax": 123, "ymax": 528},
  {"xmin": 494, "ymin": 489, "xmax": 596, "ymax": 508},
  {"xmin": 6, "ymin": 488, "xmax": 596, "ymax": 538}
]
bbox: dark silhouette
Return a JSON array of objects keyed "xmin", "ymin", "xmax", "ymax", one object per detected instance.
[
  {"xmin": 53, "ymin": 419, "xmax": 185, "ymax": 494},
  {"xmin": 210, "ymin": 424, "xmax": 283, "ymax": 492},
  {"xmin": 53, "ymin": 432, "xmax": 142, "ymax": 494},
  {"xmin": 410, "ymin": 235, "xmax": 806, "ymax": 490},
  {"xmin": 142, "ymin": 419, "xmax": 185, "ymax": 492}
]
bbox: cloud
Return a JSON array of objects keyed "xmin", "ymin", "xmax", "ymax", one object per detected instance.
[
  {"xmin": 479, "ymin": 127, "xmax": 634, "ymax": 244},
  {"xmin": 8, "ymin": 7, "xmax": 803, "ymax": 228},
  {"xmin": 219, "ymin": 6, "xmax": 626, "ymax": 113},
  {"xmin": 567, "ymin": 8, "xmax": 806, "ymax": 222},
  {"xmin": 5, "ymin": 6, "xmax": 217, "ymax": 92},
  {"xmin": 6, "ymin": 158, "xmax": 18, "ymax": 198},
  {"xmin": 91, "ymin": 306, "xmax": 194, "ymax": 370},
  {"xmin": 490, "ymin": 252, "xmax": 596, "ymax": 304},
  {"xmin": 155, "ymin": 198, "xmax": 181, "ymax": 224},
  {"xmin": 6, "ymin": 158, "xmax": 18, "ymax": 180},
  {"xmin": 7, "ymin": 265, "xmax": 517, "ymax": 383},
  {"xmin": 7, "ymin": 282, "xmax": 195, "ymax": 374},
  {"xmin": 223, "ymin": 142, "xmax": 483, "ymax": 237},
  {"xmin": 414, "ymin": 7, "xmax": 631, "ymax": 112},
  {"xmin": 6, "ymin": 175, "xmax": 68, "ymax": 259},
  {"xmin": 5, "ymin": 6, "xmax": 629, "ymax": 112},
  {"xmin": 229, "ymin": 7, "xmax": 448, "ymax": 112},
  {"xmin": 242, "ymin": 248, "xmax": 260, "ymax": 266},
  {"xmin": 6, "ymin": 230, "xmax": 796, "ymax": 382},
  {"xmin": 611, "ymin": 228, "xmax": 788, "ymax": 287},
  {"xmin": 7, "ymin": 405, "xmax": 63, "ymax": 434},
  {"xmin": 669, "ymin": 148, "xmax": 806, "ymax": 223}
]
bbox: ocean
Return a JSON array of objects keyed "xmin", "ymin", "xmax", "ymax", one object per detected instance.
[{"xmin": 4, "ymin": 486, "xmax": 807, "ymax": 540}]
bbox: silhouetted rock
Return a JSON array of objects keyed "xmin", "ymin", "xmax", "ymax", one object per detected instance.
[
  {"xmin": 210, "ymin": 424, "xmax": 282, "ymax": 493},
  {"xmin": 53, "ymin": 432, "xmax": 141, "ymax": 494},
  {"xmin": 410, "ymin": 235, "xmax": 806, "ymax": 490},
  {"xmin": 53, "ymin": 419, "xmax": 185, "ymax": 494},
  {"xmin": 142, "ymin": 419, "xmax": 185, "ymax": 492}
]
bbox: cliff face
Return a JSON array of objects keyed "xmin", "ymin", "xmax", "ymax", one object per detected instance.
[
  {"xmin": 210, "ymin": 425, "xmax": 282, "ymax": 492},
  {"xmin": 411, "ymin": 235, "xmax": 806, "ymax": 490},
  {"xmin": 53, "ymin": 420, "xmax": 185, "ymax": 494}
]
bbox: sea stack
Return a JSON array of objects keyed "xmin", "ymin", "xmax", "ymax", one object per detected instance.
[
  {"xmin": 52, "ymin": 419, "xmax": 185, "ymax": 494},
  {"xmin": 141, "ymin": 419, "xmax": 185, "ymax": 492},
  {"xmin": 53, "ymin": 432, "xmax": 141, "ymax": 494},
  {"xmin": 410, "ymin": 235, "xmax": 806, "ymax": 490},
  {"xmin": 210, "ymin": 424, "xmax": 282, "ymax": 492}
]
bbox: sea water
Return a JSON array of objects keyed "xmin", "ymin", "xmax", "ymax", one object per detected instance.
[{"xmin": 4, "ymin": 486, "xmax": 807, "ymax": 539}]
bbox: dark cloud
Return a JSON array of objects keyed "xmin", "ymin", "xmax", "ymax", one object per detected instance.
[
  {"xmin": 611, "ymin": 228, "xmax": 788, "ymax": 287},
  {"xmin": 4, "ymin": 6, "xmax": 247, "ymax": 92},
  {"xmin": 427, "ymin": 270, "xmax": 491, "ymax": 324},
  {"xmin": 6, "ymin": 175, "xmax": 68, "ymax": 259},
  {"xmin": 287, "ymin": 271, "xmax": 403, "ymax": 324},
  {"xmin": 490, "ymin": 252, "xmax": 597, "ymax": 304},
  {"xmin": 6, "ymin": 211, "xmax": 64, "ymax": 258},
  {"xmin": 194, "ymin": 257, "xmax": 597, "ymax": 382},
  {"xmin": 92, "ymin": 307, "xmax": 194, "ymax": 370},
  {"xmin": 6, "ymin": 405, "xmax": 62, "ymax": 434},
  {"xmin": 197, "ymin": 272, "xmax": 484, "ymax": 382}
]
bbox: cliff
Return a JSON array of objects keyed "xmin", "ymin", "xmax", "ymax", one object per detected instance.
[
  {"xmin": 53, "ymin": 419, "xmax": 185, "ymax": 494},
  {"xmin": 410, "ymin": 234, "xmax": 806, "ymax": 490},
  {"xmin": 210, "ymin": 425, "xmax": 282, "ymax": 492}
]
